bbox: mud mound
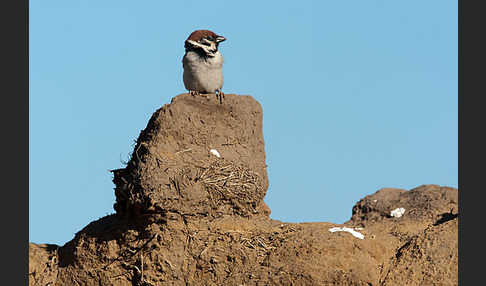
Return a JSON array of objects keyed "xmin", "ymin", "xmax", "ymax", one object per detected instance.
[
  {"xmin": 349, "ymin": 185, "xmax": 458, "ymax": 226},
  {"xmin": 29, "ymin": 93, "xmax": 458, "ymax": 285},
  {"xmin": 111, "ymin": 93, "xmax": 270, "ymax": 219}
]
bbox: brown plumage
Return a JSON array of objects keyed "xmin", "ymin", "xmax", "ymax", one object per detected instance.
[
  {"xmin": 186, "ymin": 30, "xmax": 219, "ymax": 42},
  {"xmin": 183, "ymin": 30, "xmax": 226, "ymax": 103}
]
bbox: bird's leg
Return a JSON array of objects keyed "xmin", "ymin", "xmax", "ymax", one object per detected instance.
[
  {"xmin": 189, "ymin": 90, "xmax": 200, "ymax": 97},
  {"xmin": 216, "ymin": 89, "xmax": 225, "ymax": 104}
]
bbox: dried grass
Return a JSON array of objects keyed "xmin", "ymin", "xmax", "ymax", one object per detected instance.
[{"xmin": 197, "ymin": 159, "xmax": 263, "ymax": 216}]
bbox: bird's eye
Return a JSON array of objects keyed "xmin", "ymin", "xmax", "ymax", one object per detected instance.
[{"xmin": 201, "ymin": 38, "xmax": 212, "ymax": 46}]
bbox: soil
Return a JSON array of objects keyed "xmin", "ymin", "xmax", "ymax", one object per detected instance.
[{"xmin": 29, "ymin": 93, "xmax": 458, "ymax": 285}]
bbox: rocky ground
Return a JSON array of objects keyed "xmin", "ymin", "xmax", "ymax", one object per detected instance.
[{"xmin": 29, "ymin": 94, "xmax": 458, "ymax": 285}]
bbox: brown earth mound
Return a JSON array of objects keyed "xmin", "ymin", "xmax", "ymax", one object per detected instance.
[{"xmin": 29, "ymin": 94, "xmax": 458, "ymax": 285}]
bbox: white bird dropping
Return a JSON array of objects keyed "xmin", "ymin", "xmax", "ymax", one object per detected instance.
[
  {"xmin": 329, "ymin": 227, "xmax": 364, "ymax": 240},
  {"xmin": 209, "ymin": 149, "xmax": 221, "ymax": 158},
  {"xmin": 390, "ymin": 207, "xmax": 406, "ymax": 218}
]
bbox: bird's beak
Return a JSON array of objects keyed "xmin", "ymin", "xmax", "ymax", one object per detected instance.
[{"xmin": 216, "ymin": 36, "xmax": 226, "ymax": 43}]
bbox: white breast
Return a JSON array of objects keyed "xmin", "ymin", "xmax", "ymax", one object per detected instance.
[{"xmin": 183, "ymin": 51, "xmax": 224, "ymax": 94}]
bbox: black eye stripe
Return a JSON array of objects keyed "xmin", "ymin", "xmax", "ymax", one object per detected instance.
[{"xmin": 201, "ymin": 37, "xmax": 213, "ymax": 43}]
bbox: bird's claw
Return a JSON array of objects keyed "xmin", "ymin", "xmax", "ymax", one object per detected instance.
[
  {"xmin": 216, "ymin": 90, "xmax": 225, "ymax": 104},
  {"xmin": 189, "ymin": 90, "xmax": 200, "ymax": 96}
]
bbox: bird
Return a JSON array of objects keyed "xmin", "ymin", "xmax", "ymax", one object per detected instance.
[{"xmin": 182, "ymin": 30, "xmax": 226, "ymax": 103}]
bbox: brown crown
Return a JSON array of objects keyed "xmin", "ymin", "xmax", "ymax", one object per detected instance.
[{"xmin": 186, "ymin": 30, "xmax": 220, "ymax": 42}]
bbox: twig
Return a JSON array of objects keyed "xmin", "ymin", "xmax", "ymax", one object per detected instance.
[
  {"xmin": 141, "ymin": 253, "xmax": 144, "ymax": 283},
  {"xmin": 134, "ymin": 144, "xmax": 142, "ymax": 163},
  {"xmin": 199, "ymin": 245, "xmax": 209, "ymax": 258},
  {"xmin": 165, "ymin": 259, "xmax": 174, "ymax": 269},
  {"xmin": 133, "ymin": 265, "xmax": 141, "ymax": 274},
  {"xmin": 175, "ymin": 148, "xmax": 192, "ymax": 155}
]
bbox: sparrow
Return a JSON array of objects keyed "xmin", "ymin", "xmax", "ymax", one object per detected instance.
[{"xmin": 182, "ymin": 30, "xmax": 226, "ymax": 103}]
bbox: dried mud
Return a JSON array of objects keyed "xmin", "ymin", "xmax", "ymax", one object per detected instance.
[{"xmin": 29, "ymin": 94, "xmax": 458, "ymax": 285}]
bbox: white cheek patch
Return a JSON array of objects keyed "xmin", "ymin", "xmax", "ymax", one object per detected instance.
[
  {"xmin": 187, "ymin": 39, "xmax": 216, "ymax": 56},
  {"xmin": 187, "ymin": 40, "xmax": 204, "ymax": 49}
]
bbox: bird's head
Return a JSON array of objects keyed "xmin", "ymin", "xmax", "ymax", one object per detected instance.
[{"xmin": 185, "ymin": 30, "xmax": 226, "ymax": 57}]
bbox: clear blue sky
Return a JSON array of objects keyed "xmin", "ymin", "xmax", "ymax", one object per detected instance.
[{"xmin": 29, "ymin": 1, "xmax": 457, "ymax": 245}]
